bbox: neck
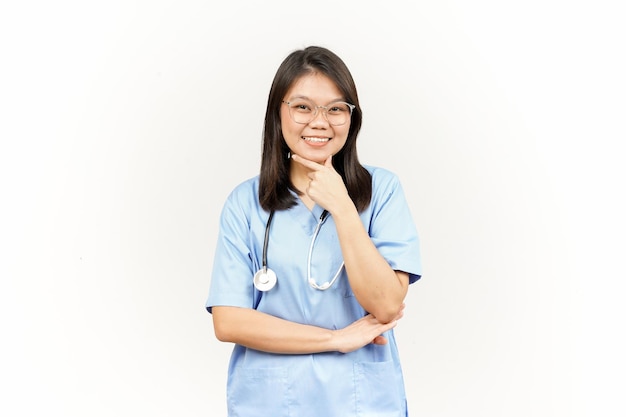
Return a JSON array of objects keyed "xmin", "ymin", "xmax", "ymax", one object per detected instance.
[
  {"xmin": 289, "ymin": 161, "xmax": 317, "ymax": 209},
  {"xmin": 289, "ymin": 160, "xmax": 313, "ymax": 191}
]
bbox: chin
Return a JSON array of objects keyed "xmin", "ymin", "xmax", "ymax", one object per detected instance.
[{"xmin": 308, "ymin": 154, "xmax": 331, "ymax": 164}]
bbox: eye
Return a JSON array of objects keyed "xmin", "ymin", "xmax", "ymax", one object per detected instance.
[
  {"xmin": 328, "ymin": 103, "xmax": 349, "ymax": 114},
  {"xmin": 291, "ymin": 101, "xmax": 313, "ymax": 113}
]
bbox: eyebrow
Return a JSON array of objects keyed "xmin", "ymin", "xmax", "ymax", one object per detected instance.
[{"xmin": 286, "ymin": 95, "xmax": 346, "ymax": 104}]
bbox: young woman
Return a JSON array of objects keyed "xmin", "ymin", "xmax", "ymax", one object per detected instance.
[{"xmin": 206, "ymin": 46, "xmax": 421, "ymax": 416}]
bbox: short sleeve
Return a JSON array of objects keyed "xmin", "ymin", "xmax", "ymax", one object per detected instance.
[
  {"xmin": 367, "ymin": 169, "xmax": 422, "ymax": 284},
  {"xmin": 205, "ymin": 188, "xmax": 257, "ymax": 314}
]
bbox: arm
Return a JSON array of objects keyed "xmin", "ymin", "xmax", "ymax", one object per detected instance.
[
  {"xmin": 212, "ymin": 305, "xmax": 402, "ymax": 354},
  {"xmin": 291, "ymin": 154, "xmax": 409, "ymax": 323},
  {"xmin": 332, "ymin": 204, "xmax": 410, "ymax": 323}
]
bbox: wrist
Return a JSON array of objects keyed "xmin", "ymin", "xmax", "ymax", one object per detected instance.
[
  {"xmin": 329, "ymin": 198, "xmax": 358, "ymax": 221},
  {"xmin": 326, "ymin": 329, "xmax": 341, "ymax": 353}
]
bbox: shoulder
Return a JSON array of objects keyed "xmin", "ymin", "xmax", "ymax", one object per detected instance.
[
  {"xmin": 220, "ymin": 175, "xmax": 261, "ymax": 220},
  {"xmin": 362, "ymin": 165, "xmax": 409, "ymax": 209},
  {"xmin": 226, "ymin": 175, "xmax": 260, "ymax": 202},
  {"xmin": 363, "ymin": 165, "xmax": 402, "ymax": 190}
]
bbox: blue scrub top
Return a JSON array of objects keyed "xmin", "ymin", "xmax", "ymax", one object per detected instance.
[{"xmin": 206, "ymin": 166, "xmax": 421, "ymax": 417}]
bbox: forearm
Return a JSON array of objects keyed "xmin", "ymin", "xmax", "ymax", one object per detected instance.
[
  {"xmin": 332, "ymin": 204, "xmax": 408, "ymax": 323},
  {"xmin": 212, "ymin": 306, "xmax": 336, "ymax": 354}
]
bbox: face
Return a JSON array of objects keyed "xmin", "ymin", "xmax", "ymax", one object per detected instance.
[{"xmin": 280, "ymin": 73, "xmax": 351, "ymax": 165}]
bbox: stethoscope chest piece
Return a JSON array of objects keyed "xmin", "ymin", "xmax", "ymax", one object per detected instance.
[{"xmin": 253, "ymin": 268, "xmax": 277, "ymax": 292}]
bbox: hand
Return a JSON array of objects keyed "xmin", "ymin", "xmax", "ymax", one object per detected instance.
[
  {"xmin": 332, "ymin": 304, "xmax": 405, "ymax": 354},
  {"xmin": 291, "ymin": 154, "xmax": 352, "ymax": 214}
]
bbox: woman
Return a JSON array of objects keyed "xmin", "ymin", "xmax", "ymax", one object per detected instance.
[{"xmin": 206, "ymin": 46, "xmax": 421, "ymax": 416}]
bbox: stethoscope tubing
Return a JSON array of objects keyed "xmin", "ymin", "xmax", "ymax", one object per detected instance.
[
  {"xmin": 254, "ymin": 209, "xmax": 344, "ymax": 292},
  {"xmin": 261, "ymin": 210, "xmax": 275, "ymax": 272}
]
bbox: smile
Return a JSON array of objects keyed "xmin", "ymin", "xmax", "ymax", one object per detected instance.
[{"xmin": 302, "ymin": 137, "xmax": 331, "ymax": 143}]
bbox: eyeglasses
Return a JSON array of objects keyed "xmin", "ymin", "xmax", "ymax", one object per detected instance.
[{"xmin": 282, "ymin": 99, "xmax": 355, "ymax": 126}]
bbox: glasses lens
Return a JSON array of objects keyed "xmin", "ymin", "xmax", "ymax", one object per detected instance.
[
  {"xmin": 288, "ymin": 99, "xmax": 315, "ymax": 124},
  {"xmin": 326, "ymin": 102, "xmax": 352, "ymax": 126}
]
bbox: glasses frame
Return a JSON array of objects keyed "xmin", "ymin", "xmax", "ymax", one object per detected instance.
[{"xmin": 282, "ymin": 99, "xmax": 356, "ymax": 126}]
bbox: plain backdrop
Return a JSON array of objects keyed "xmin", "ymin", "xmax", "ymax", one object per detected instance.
[{"xmin": 1, "ymin": 1, "xmax": 624, "ymax": 416}]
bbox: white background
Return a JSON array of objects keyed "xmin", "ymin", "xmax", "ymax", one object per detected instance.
[{"xmin": 1, "ymin": 1, "xmax": 624, "ymax": 416}]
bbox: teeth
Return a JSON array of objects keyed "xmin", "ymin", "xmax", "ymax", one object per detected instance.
[{"xmin": 303, "ymin": 137, "xmax": 330, "ymax": 143}]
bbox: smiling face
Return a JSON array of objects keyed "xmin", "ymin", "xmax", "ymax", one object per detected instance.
[{"xmin": 280, "ymin": 73, "xmax": 351, "ymax": 165}]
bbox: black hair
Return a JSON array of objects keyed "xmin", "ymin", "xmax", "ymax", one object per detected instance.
[{"xmin": 258, "ymin": 46, "xmax": 371, "ymax": 212}]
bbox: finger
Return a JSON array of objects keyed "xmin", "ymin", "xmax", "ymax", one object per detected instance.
[
  {"xmin": 393, "ymin": 304, "xmax": 405, "ymax": 319},
  {"xmin": 324, "ymin": 154, "xmax": 333, "ymax": 168},
  {"xmin": 372, "ymin": 319, "xmax": 398, "ymax": 338},
  {"xmin": 291, "ymin": 154, "xmax": 324, "ymax": 171},
  {"xmin": 372, "ymin": 335, "xmax": 388, "ymax": 345}
]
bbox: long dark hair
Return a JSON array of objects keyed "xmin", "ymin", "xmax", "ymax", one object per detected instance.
[{"xmin": 258, "ymin": 46, "xmax": 372, "ymax": 212}]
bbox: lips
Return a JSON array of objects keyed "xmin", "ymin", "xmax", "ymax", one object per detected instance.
[{"xmin": 302, "ymin": 136, "xmax": 331, "ymax": 143}]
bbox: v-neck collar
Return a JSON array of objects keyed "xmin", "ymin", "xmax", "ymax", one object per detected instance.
[{"xmin": 286, "ymin": 191, "xmax": 326, "ymax": 235}]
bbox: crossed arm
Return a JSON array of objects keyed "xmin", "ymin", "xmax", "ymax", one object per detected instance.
[{"xmin": 212, "ymin": 304, "xmax": 403, "ymax": 354}]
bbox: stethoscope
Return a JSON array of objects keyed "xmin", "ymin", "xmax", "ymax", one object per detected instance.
[{"xmin": 253, "ymin": 210, "xmax": 345, "ymax": 292}]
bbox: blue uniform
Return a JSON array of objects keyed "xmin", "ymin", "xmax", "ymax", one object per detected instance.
[{"xmin": 206, "ymin": 166, "xmax": 421, "ymax": 416}]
